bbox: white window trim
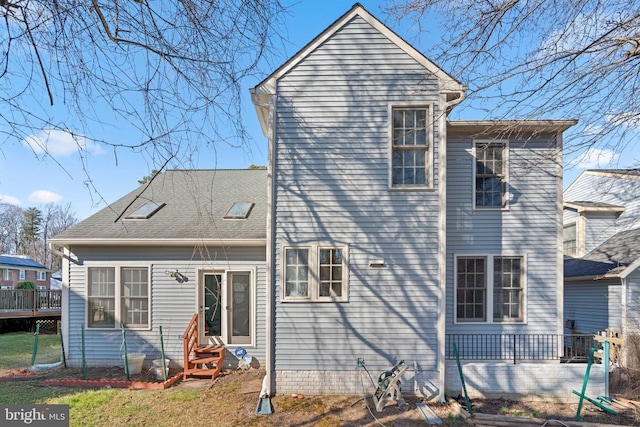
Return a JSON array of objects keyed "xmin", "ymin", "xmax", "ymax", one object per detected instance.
[
  {"xmin": 36, "ymin": 271, "xmax": 47, "ymax": 281},
  {"xmin": 388, "ymin": 102, "xmax": 434, "ymax": 190},
  {"xmin": 281, "ymin": 243, "xmax": 349, "ymax": 302},
  {"xmin": 19, "ymin": 270, "xmax": 26, "ymax": 280},
  {"xmin": 316, "ymin": 245, "xmax": 349, "ymax": 302},
  {"xmin": 85, "ymin": 263, "xmax": 152, "ymax": 331},
  {"xmin": 2, "ymin": 269, "xmax": 8, "ymax": 280},
  {"xmin": 472, "ymin": 139, "xmax": 509, "ymax": 210},
  {"xmin": 197, "ymin": 267, "xmax": 257, "ymax": 349},
  {"xmin": 453, "ymin": 253, "xmax": 527, "ymax": 324}
]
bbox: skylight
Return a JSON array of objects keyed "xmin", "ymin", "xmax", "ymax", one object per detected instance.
[
  {"xmin": 126, "ymin": 202, "xmax": 165, "ymax": 219},
  {"xmin": 224, "ymin": 202, "xmax": 254, "ymax": 219}
]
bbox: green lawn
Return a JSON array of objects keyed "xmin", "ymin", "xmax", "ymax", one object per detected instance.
[{"xmin": 0, "ymin": 332, "xmax": 61, "ymax": 372}]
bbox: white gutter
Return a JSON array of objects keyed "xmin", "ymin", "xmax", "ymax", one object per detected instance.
[
  {"xmin": 48, "ymin": 238, "xmax": 267, "ymax": 247},
  {"xmin": 259, "ymin": 92, "xmax": 277, "ymax": 397},
  {"xmin": 437, "ymin": 89, "xmax": 465, "ymax": 404}
]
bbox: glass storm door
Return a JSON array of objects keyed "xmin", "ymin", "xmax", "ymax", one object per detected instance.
[
  {"xmin": 228, "ymin": 272, "xmax": 251, "ymax": 345},
  {"xmin": 200, "ymin": 271, "xmax": 252, "ymax": 345},
  {"xmin": 202, "ymin": 273, "xmax": 222, "ymax": 339}
]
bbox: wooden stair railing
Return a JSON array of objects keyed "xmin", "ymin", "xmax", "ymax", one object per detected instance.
[{"xmin": 181, "ymin": 313, "xmax": 225, "ymax": 380}]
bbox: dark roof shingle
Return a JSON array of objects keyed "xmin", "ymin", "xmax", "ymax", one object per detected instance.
[{"xmin": 51, "ymin": 169, "xmax": 267, "ymax": 242}]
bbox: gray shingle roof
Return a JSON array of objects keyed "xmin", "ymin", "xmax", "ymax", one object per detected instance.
[
  {"xmin": 564, "ymin": 228, "xmax": 640, "ymax": 278},
  {"xmin": 587, "ymin": 169, "xmax": 640, "ymax": 176},
  {"xmin": 51, "ymin": 169, "xmax": 267, "ymax": 243},
  {"xmin": 0, "ymin": 255, "xmax": 48, "ymax": 270}
]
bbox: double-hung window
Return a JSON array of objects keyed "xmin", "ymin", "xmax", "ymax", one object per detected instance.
[
  {"xmin": 19, "ymin": 270, "xmax": 26, "ymax": 280},
  {"xmin": 283, "ymin": 245, "xmax": 348, "ymax": 302},
  {"xmin": 475, "ymin": 141, "xmax": 507, "ymax": 208},
  {"xmin": 2, "ymin": 269, "xmax": 8, "ymax": 280},
  {"xmin": 455, "ymin": 255, "xmax": 525, "ymax": 323},
  {"xmin": 87, "ymin": 266, "xmax": 150, "ymax": 329},
  {"xmin": 391, "ymin": 106, "xmax": 431, "ymax": 188},
  {"xmin": 36, "ymin": 271, "xmax": 47, "ymax": 281}
]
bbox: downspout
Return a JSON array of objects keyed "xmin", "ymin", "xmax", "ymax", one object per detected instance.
[
  {"xmin": 437, "ymin": 89, "xmax": 465, "ymax": 404},
  {"xmin": 251, "ymin": 89, "xmax": 276, "ymax": 397},
  {"xmin": 49, "ymin": 242, "xmax": 72, "ymax": 367},
  {"xmin": 556, "ymin": 131, "xmax": 565, "ymax": 341}
]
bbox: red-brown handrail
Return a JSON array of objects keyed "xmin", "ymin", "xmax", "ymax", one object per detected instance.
[{"xmin": 182, "ymin": 313, "xmax": 198, "ymax": 379}]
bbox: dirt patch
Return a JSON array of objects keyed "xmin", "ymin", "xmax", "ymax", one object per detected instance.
[{"xmin": 2, "ymin": 367, "xmax": 640, "ymax": 426}]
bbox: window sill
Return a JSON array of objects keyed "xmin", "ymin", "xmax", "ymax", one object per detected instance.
[{"xmin": 389, "ymin": 186, "xmax": 435, "ymax": 192}]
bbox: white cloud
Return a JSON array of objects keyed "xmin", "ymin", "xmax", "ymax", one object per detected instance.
[
  {"xmin": 23, "ymin": 129, "xmax": 103, "ymax": 157},
  {"xmin": 29, "ymin": 190, "xmax": 63, "ymax": 204},
  {"xmin": 0, "ymin": 194, "xmax": 21, "ymax": 205},
  {"xmin": 570, "ymin": 147, "xmax": 620, "ymax": 169},
  {"xmin": 606, "ymin": 112, "xmax": 640, "ymax": 130}
]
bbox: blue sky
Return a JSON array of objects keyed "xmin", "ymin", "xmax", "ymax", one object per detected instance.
[{"xmin": 0, "ymin": 0, "xmax": 636, "ymax": 220}]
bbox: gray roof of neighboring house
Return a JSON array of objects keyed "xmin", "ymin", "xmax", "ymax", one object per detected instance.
[
  {"xmin": 50, "ymin": 169, "xmax": 268, "ymax": 244},
  {"xmin": 0, "ymin": 255, "xmax": 48, "ymax": 270},
  {"xmin": 587, "ymin": 169, "xmax": 640, "ymax": 176},
  {"xmin": 564, "ymin": 228, "xmax": 640, "ymax": 278}
]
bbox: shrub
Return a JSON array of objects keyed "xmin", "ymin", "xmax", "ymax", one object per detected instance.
[{"xmin": 15, "ymin": 281, "xmax": 36, "ymax": 290}]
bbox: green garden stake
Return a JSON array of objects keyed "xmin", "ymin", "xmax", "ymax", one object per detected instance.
[
  {"xmin": 122, "ymin": 324, "xmax": 130, "ymax": 380},
  {"xmin": 160, "ymin": 326, "xmax": 167, "ymax": 381},
  {"xmin": 60, "ymin": 329, "xmax": 67, "ymax": 368},
  {"xmin": 453, "ymin": 343, "xmax": 473, "ymax": 414},
  {"xmin": 81, "ymin": 324, "xmax": 86, "ymax": 379},
  {"xmin": 575, "ymin": 347, "xmax": 595, "ymax": 421},
  {"xmin": 31, "ymin": 323, "xmax": 40, "ymax": 366}
]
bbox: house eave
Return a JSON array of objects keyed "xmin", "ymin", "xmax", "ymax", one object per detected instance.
[
  {"xmin": 564, "ymin": 274, "xmax": 621, "ymax": 282},
  {"xmin": 563, "ymin": 202, "xmax": 625, "ymax": 213},
  {"xmin": 448, "ymin": 119, "xmax": 578, "ymax": 133},
  {"xmin": 48, "ymin": 238, "xmax": 267, "ymax": 247}
]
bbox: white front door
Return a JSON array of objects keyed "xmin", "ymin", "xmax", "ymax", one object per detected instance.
[{"xmin": 199, "ymin": 270, "xmax": 253, "ymax": 346}]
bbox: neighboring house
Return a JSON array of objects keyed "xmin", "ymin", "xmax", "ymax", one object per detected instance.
[
  {"xmin": 563, "ymin": 169, "xmax": 640, "ymax": 363},
  {"xmin": 0, "ymin": 255, "xmax": 49, "ymax": 289},
  {"xmin": 52, "ymin": 4, "xmax": 601, "ymax": 401}
]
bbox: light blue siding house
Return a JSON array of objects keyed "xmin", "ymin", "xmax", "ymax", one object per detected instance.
[
  {"xmin": 251, "ymin": 4, "xmax": 584, "ymax": 400},
  {"xmin": 563, "ymin": 169, "xmax": 640, "ymax": 367},
  {"xmin": 50, "ymin": 170, "xmax": 269, "ymax": 373},
  {"xmin": 53, "ymin": 4, "xmax": 601, "ymax": 400}
]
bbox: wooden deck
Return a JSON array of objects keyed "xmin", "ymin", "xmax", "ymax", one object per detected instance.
[{"xmin": 0, "ymin": 289, "xmax": 62, "ymax": 320}]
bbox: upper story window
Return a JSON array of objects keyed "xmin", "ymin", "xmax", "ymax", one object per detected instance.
[
  {"xmin": 455, "ymin": 255, "xmax": 525, "ymax": 323},
  {"xmin": 390, "ymin": 106, "xmax": 431, "ymax": 188},
  {"xmin": 283, "ymin": 244, "xmax": 348, "ymax": 302},
  {"xmin": 36, "ymin": 271, "xmax": 47, "ymax": 281},
  {"xmin": 563, "ymin": 223, "xmax": 577, "ymax": 256},
  {"xmin": 475, "ymin": 141, "xmax": 507, "ymax": 208},
  {"xmin": 2, "ymin": 269, "xmax": 8, "ymax": 280},
  {"xmin": 19, "ymin": 270, "xmax": 26, "ymax": 280}
]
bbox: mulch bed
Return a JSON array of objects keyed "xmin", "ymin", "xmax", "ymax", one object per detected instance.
[{"xmin": 2, "ymin": 366, "xmax": 183, "ymax": 389}]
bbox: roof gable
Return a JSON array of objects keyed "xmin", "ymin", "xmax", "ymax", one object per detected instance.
[{"xmin": 252, "ymin": 3, "xmax": 464, "ymax": 96}]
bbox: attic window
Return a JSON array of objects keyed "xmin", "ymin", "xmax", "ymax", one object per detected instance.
[
  {"xmin": 225, "ymin": 202, "xmax": 254, "ymax": 219},
  {"xmin": 126, "ymin": 202, "xmax": 165, "ymax": 219}
]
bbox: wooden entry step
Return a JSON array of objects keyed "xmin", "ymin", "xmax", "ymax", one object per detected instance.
[{"xmin": 182, "ymin": 314, "xmax": 225, "ymax": 380}]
